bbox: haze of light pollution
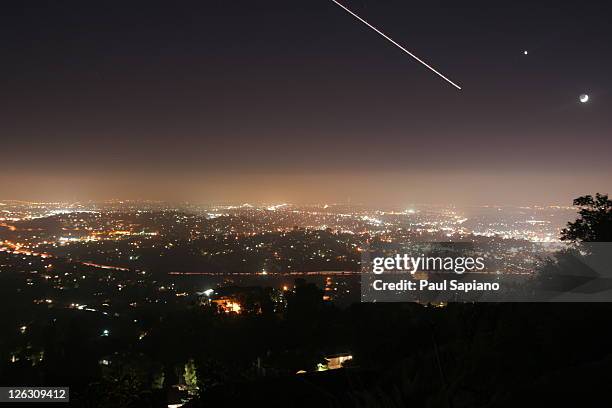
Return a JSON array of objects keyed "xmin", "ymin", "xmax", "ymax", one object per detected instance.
[{"xmin": 1, "ymin": 1, "xmax": 610, "ymax": 206}]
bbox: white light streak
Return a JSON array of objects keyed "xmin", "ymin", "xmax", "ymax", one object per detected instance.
[{"xmin": 330, "ymin": 0, "xmax": 462, "ymax": 90}]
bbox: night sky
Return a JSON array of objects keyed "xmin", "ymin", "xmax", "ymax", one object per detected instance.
[{"xmin": 2, "ymin": 0, "xmax": 611, "ymax": 205}]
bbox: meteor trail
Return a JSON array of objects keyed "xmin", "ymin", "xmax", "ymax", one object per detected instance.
[{"xmin": 330, "ymin": 0, "xmax": 462, "ymax": 90}]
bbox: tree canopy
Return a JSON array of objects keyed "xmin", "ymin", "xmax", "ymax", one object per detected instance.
[{"xmin": 561, "ymin": 193, "xmax": 612, "ymax": 243}]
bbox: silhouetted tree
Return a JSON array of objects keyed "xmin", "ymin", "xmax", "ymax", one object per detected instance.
[
  {"xmin": 561, "ymin": 193, "xmax": 612, "ymax": 242},
  {"xmin": 285, "ymin": 278, "xmax": 324, "ymax": 322}
]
